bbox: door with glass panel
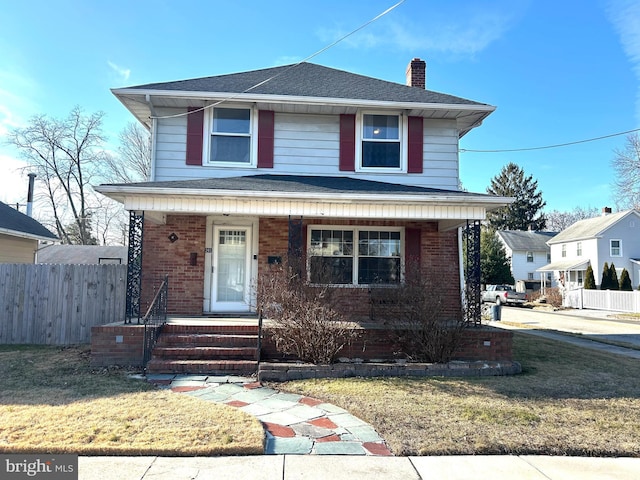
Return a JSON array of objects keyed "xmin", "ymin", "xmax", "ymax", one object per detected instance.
[{"xmin": 212, "ymin": 227, "xmax": 251, "ymax": 312}]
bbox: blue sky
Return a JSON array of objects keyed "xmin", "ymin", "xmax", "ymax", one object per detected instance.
[{"xmin": 1, "ymin": 0, "xmax": 639, "ymax": 214}]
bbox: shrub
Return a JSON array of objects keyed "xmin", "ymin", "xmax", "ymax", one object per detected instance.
[
  {"xmin": 584, "ymin": 265, "xmax": 596, "ymax": 289},
  {"xmin": 609, "ymin": 263, "xmax": 619, "ymax": 291},
  {"xmin": 600, "ymin": 262, "xmax": 610, "ymax": 290},
  {"xmin": 619, "ymin": 268, "xmax": 633, "ymax": 291},
  {"xmin": 544, "ymin": 287, "xmax": 563, "ymax": 308},
  {"xmin": 372, "ymin": 267, "xmax": 466, "ymax": 363},
  {"xmin": 256, "ymin": 258, "xmax": 359, "ymax": 364}
]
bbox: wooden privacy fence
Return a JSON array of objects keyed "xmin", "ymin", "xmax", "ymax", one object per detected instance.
[
  {"xmin": 565, "ymin": 288, "xmax": 640, "ymax": 313},
  {"xmin": 0, "ymin": 263, "xmax": 127, "ymax": 345}
]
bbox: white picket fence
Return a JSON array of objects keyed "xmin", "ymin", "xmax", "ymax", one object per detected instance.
[{"xmin": 564, "ymin": 288, "xmax": 640, "ymax": 313}]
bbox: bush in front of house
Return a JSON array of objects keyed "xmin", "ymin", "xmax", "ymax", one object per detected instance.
[
  {"xmin": 256, "ymin": 258, "xmax": 359, "ymax": 365},
  {"xmin": 371, "ymin": 266, "xmax": 466, "ymax": 363},
  {"xmin": 609, "ymin": 263, "xmax": 620, "ymax": 291},
  {"xmin": 619, "ymin": 268, "xmax": 633, "ymax": 291},
  {"xmin": 584, "ymin": 265, "xmax": 596, "ymax": 290},
  {"xmin": 600, "ymin": 262, "xmax": 611, "ymax": 290},
  {"xmin": 544, "ymin": 287, "xmax": 563, "ymax": 308}
]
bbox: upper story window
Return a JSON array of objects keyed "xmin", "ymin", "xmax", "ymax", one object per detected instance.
[
  {"xmin": 526, "ymin": 251, "xmax": 534, "ymax": 263},
  {"xmin": 561, "ymin": 244, "xmax": 567, "ymax": 258},
  {"xmin": 209, "ymin": 107, "xmax": 254, "ymax": 165},
  {"xmin": 308, "ymin": 226, "xmax": 402, "ymax": 285},
  {"xmin": 610, "ymin": 239, "xmax": 622, "ymax": 257},
  {"xmin": 576, "ymin": 242, "xmax": 582, "ymax": 256},
  {"xmin": 361, "ymin": 114, "xmax": 401, "ymax": 169},
  {"xmin": 547, "ymin": 252, "xmax": 551, "ymax": 262}
]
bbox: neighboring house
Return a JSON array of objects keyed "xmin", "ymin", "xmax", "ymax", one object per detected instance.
[
  {"xmin": 496, "ymin": 230, "xmax": 557, "ymax": 292},
  {"xmin": 538, "ymin": 208, "xmax": 640, "ymax": 290},
  {"xmin": 97, "ymin": 59, "xmax": 509, "ymax": 320},
  {"xmin": 37, "ymin": 245, "xmax": 128, "ymax": 264},
  {"xmin": 0, "ymin": 201, "xmax": 58, "ymax": 263}
]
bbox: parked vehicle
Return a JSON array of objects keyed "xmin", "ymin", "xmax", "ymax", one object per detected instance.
[{"xmin": 481, "ymin": 285, "xmax": 527, "ymax": 306}]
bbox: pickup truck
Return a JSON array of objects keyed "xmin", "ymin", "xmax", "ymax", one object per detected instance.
[{"xmin": 481, "ymin": 285, "xmax": 527, "ymax": 306}]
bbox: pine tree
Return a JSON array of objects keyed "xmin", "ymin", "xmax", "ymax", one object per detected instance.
[
  {"xmin": 619, "ymin": 268, "xmax": 633, "ymax": 291},
  {"xmin": 486, "ymin": 163, "xmax": 547, "ymax": 231},
  {"xmin": 600, "ymin": 262, "xmax": 610, "ymax": 290},
  {"xmin": 609, "ymin": 263, "xmax": 619, "ymax": 291},
  {"xmin": 480, "ymin": 228, "xmax": 515, "ymax": 285},
  {"xmin": 584, "ymin": 265, "xmax": 596, "ymax": 289}
]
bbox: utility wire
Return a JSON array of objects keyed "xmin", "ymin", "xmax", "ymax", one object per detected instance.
[
  {"xmin": 460, "ymin": 127, "xmax": 640, "ymax": 153},
  {"xmin": 152, "ymin": 0, "xmax": 406, "ymax": 120}
]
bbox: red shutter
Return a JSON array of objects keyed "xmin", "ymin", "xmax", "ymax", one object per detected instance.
[
  {"xmin": 339, "ymin": 114, "xmax": 356, "ymax": 172},
  {"xmin": 407, "ymin": 116, "xmax": 423, "ymax": 173},
  {"xmin": 186, "ymin": 107, "xmax": 204, "ymax": 166},
  {"xmin": 405, "ymin": 228, "xmax": 422, "ymax": 276},
  {"xmin": 257, "ymin": 110, "xmax": 275, "ymax": 168}
]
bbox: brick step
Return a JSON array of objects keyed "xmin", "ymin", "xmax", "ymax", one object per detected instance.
[
  {"xmin": 152, "ymin": 346, "xmax": 258, "ymax": 360},
  {"xmin": 162, "ymin": 324, "xmax": 259, "ymax": 335},
  {"xmin": 157, "ymin": 333, "xmax": 258, "ymax": 348},
  {"xmin": 146, "ymin": 359, "xmax": 258, "ymax": 375}
]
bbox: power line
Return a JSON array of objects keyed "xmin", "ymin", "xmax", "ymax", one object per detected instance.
[
  {"xmin": 459, "ymin": 127, "xmax": 640, "ymax": 153},
  {"xmin": 152, "ymin": 0, "xmax": 406, "ymax": 120}
]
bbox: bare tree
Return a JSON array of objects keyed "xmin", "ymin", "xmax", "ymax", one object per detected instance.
[
  {"xmin": 612, "ymin": 133, "xmax": 640, "ymax": 210},
  {"xmin": 104, "ymin": 122, "xmax": 151, "ymax": 183},
  {"xmin": 545, "ymin": 206, "xmax": 600, "ymax": 231},
  {"xmin": 7, "ymin": 107, "xmax": 106, "ymax": 244}
]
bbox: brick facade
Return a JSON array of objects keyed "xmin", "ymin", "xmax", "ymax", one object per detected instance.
[
  {"xmin": 90, "ymin": 325, "xmax": 145, "ymax": 367},
  {"xmin": 141, "ymin": 215, "xmax": 206, "ymax": 315}
]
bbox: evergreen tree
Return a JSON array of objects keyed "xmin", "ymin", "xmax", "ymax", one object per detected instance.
[
  {"xmin": 600, "ymin": 262, "xmax": 610, "ymax": 290},
  {"xmin": 480, "ymin": 228, "xmax": 515, "ymax": 285},
  {"xmin": 486, "ymin": 163, "xmax": 547, "ymax": 231},
  {"xmin": 609, "ymin": 263, "xmax": 619, "ymax": 291},
  {"xmin": 619, "ymin": 268, "xmax": 633, "ymax": 291},
  {"xmin": 584, "ymin": 265, "xmax": 596, "ymax": 289}
]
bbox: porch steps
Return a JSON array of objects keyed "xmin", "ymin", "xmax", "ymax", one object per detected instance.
[{"xmin": 146, "ymin": 324, "xmax": 259, "ymax": 375}]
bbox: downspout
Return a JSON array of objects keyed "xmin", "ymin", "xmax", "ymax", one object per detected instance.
[{"xmin": 146, "ymin": 94, "xmax": 158, "ymax": 182}]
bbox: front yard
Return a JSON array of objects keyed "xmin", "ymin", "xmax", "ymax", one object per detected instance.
[{"xmin": 279, "ymin": 332, "xmax": 640, "ymax": 456}]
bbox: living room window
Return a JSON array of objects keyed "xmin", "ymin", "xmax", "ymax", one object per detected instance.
[
  {"xmin": 308, "ymin": 227, "xmax": 402, "ymax": 285},
  {"xmin": 360, "ymin": 113, "xmax": 402, "ymax": 169},
  {"xmin": 209, "ymin": 107, "xmax": 253, "ymax": 165}
]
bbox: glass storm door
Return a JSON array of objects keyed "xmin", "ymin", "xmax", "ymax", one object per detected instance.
[{"xmin": 212, "ymin": 227, "xmax": 251, "ymax": 311}]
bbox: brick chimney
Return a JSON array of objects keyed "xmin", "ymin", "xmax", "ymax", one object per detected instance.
[
  {"xmin": 406, "ymin": 58, "xmax": 426, "ymax": 89},
  {"xmin": 602, "ymin": 207, "xmax": 612, "ymax": 216}
]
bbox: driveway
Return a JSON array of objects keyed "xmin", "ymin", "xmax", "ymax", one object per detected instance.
[{"xmin": 488, "ymin": 306, "xmax": 640, "ymax": 359}]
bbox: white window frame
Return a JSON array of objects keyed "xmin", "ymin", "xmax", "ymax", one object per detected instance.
[
  {"xmin": 561, "ymin": 244, "xmax": 567, "ymax": 258},
  {"xmin": 355, "ymin": 111, "xmax": 407, "ymax": 173},
  {"xmin": 527, "ymin": 272, "xmax": 534, "ymax": 281},
  {"xmin": 203, "ymin": 104, "xmax": 258, "ymax": 168},
  {"xmin": 610, "ymin": 239, "xmax": 622, "ymax": 257},
  {"xmin": 307, "ymin": 225, "xmax": 404, "ymax": 286},
  {"xmin": 576, "ymin": 242, "xmax": 582, "ymax": 256},
  {"xmin": 526, "ymin": 251, "xmax": 534, "ymax": 263}
]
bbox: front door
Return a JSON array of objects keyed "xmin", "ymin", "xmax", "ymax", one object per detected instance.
[{"xmin": 211, "ymin": 227, "xmax": 252, "ymax": 312}]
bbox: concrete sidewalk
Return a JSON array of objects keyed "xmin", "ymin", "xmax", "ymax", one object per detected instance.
[{"xmin": 79, "ymin": 455, "xmax": 640, "ymax": 480}]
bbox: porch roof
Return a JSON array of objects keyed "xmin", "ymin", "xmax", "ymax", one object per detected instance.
[
  {"xmin": 96, "ymin": 175, "xmax": 511, "ymax": 231},
  {"xmin": 537, "ymin": 258, "xmax": 590, "ymax": 272}
]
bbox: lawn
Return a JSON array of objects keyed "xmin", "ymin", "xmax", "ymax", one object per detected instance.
[
  {"xmin": 0, "ymin": 346, "xmax": 264, "ymax": 455},
  {"xmin": 278, "ymin": 332, "xmax": 640, "ymax": 457}
]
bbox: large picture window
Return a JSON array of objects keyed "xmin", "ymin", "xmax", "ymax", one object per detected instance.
[
  {"xmin": 309, "ymin": 227, "xmax": 402, "ymax": 285},
  {"xmin": 361, "ymin": 114, "xmax": 401, "ymax": 168},
  {"xmin": 210, "ymin": 107, "xmax": 251, "ymax": 164}
]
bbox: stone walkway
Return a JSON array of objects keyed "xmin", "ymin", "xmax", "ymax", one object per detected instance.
[{"xmin": 146, "ymin": 374, "xmax": 392, "ymax": 456}]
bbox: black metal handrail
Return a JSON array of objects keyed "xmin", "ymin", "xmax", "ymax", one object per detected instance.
[{"xmin": 142, "ymin": 275, "xmax": 169, "ymax": 369}]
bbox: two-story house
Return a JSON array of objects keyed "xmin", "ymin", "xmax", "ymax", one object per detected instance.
[
  {"xmin": 97, "ymin": 59, "xmax": 509, "ymax": 322},
  {"xmin": 538, "ymin": 208, "xmax": 640, "ymax": 290},
  {"xmin": 496, "ymin": 230, "xmax": 557, "ymax": 293}
]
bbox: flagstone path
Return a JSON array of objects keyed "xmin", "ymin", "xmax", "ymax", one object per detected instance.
[{"xmin": 146, "ymin": 374, "xmax": 392, "ymax": 456}]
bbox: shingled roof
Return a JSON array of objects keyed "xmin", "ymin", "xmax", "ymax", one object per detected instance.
[
  {"xmin": 498, "ymin": 230, "xmax": 557, "ymax": 252},
  {"xmin": 125, "ymin": 62, "xmax": 487, "ymax": 106},
  {"xmin": 547, "ymin": 210, "xmax": 640, "ymax": 244},
  {"xmin": 0, "ymin": 201, "xmax": 58, "ymax": 241}
]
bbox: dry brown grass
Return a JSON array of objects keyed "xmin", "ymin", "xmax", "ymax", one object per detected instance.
[
  {"xmin": 0, "ymin": 346, "xmax": 264, "ymax": 455},
  {"xmin": 279, "ymin": 333, "xmax": 640, "ymax": 457}
]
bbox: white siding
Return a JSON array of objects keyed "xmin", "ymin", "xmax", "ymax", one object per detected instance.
[
  {"xmin": 511, "ymin": 250, "xmax": 549, "ymax": 283},
  {"xmin": 152, "ymin": 109, "xmax": 461, "ymax": 190}
]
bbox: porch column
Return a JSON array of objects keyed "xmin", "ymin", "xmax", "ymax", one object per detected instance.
[
  {"xmin": 464, "ymin": 220, "xmax": 482, "ymax": 326},
  {"xmin": 125, "ymin": 211, "xmax": 144, "ymax": 324}
]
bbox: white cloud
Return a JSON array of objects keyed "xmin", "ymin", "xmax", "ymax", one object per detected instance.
[
  {"xmin": 316, "ymin": 4, "xmax": 524, "ymax": 57},
  {"xmin": 606, "ymin": 0, "xmax": 640, "ymax": 123},
  {"xmin": 108, "ymin": 61, "xmax": 131, "ymax": 82},
  {"xmin": 0, "ymin": 69, "xmax": 38, "ymax": 138},
  {"xmin": 0, "ymin": 154, "xmax": 30, "ymax": 205}
]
